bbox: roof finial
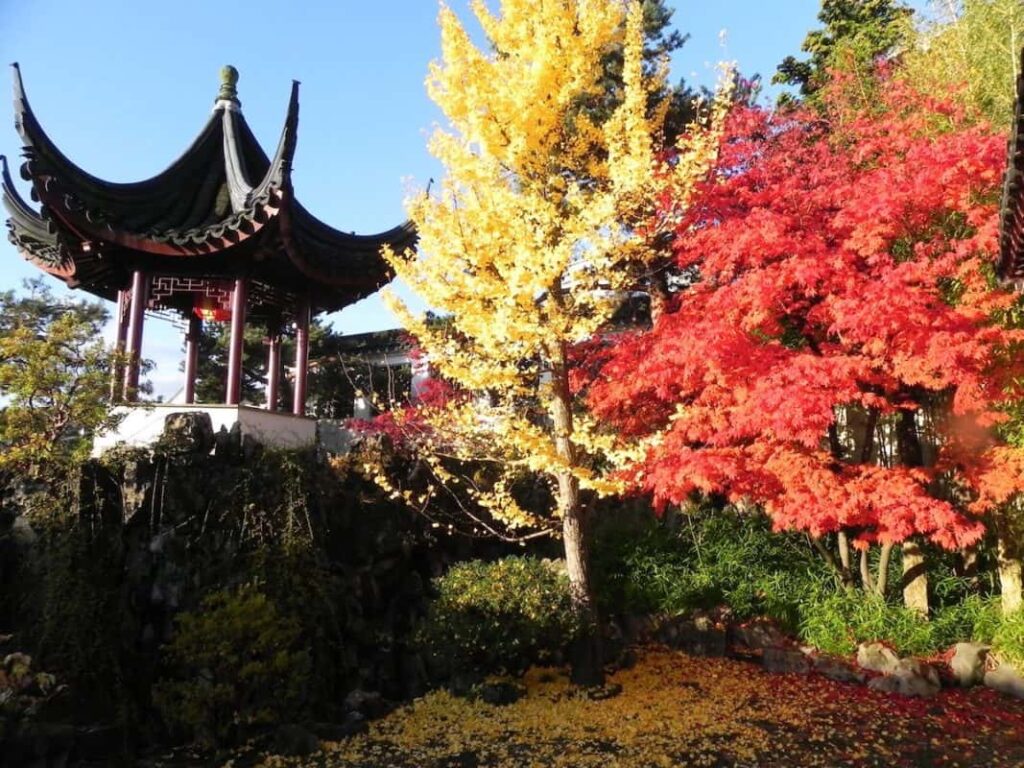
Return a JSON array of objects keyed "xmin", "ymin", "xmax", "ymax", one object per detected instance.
[{"xmin": 218, "ymin": 65, "xmax": 239, "ymax": 103}]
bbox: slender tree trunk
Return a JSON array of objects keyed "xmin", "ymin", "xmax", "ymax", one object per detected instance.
[
  {"xmin": 901, "ymin": 540, "xmax": 929, "ymax": 616},
  {"xmin": 549, "ymin": 342, "xmax": 604, "ymax": 686},
  {"xmin": 838, "ymin": 531, "xmax": 851, "ymax": 572},
  {"xmin": 860, "ymin": 548, "xmax": 875, "ymax": 594},
  {"xmin": 996, "ymin": 524, "xmax": 1023, "ymax": 616},
  {"xmin": 958, "ymin": 547, "xmax": 980, "ymax": 597},
  {"xmin": 959, "ymin": 547, "xmax": 979, "ymax": 583},
  {"xmin": 896, "ymin": 409, "xmax": 929, "ymax": 615},
  {"xmin": 858, "ymin": 408, "xmax": 880, "ymax": 465},
  {"xmin": 561, "ymin": 489, "xmax": 603, "ymax": 685},
  {"xmin": 812, "ymin": 536, "xmax": 853, "ymax": 590},
  {"xmin": 875, "ymin": 542, "xmax": 893, "ymax": 597},
  {"xmin": 824, "ymin": 424, "xmax": 854, "ymax": 589}
]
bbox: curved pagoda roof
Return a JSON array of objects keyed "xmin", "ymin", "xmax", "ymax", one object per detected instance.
[
  {"xmin": 2, "ymin": 64, "xmax": 416, "ymax": 315},
  {"xmin": 999, "ymin": 50, "xmax": 1024, "ymax": 287}
]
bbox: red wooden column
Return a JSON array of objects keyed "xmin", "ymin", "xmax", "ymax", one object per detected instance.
[
  {"xmin": 292, "ymin": 297, "xmax": 311, "ymax": 416},
  {"xmin": 266, "ymin": 333, "xmax": 282, "ymax": 412},
  {"xmin": 226, "ymin": 277, "xmax": 248, "ymax": 405},
  {"xmin": 122, "ymin": 270, "xmax": 149, "ymax": 402},
  {"xmin": 110, "ymin": 289, "xmax": 130, "ymax": 401},
  {"xmin": 183, "ymin": 314, "xmax": 202, "ymax": 404}
]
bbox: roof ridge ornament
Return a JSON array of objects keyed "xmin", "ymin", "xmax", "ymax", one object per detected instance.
[{"xmin": 215, "ymin": 65, "xmax": 240, "ymax": 110}]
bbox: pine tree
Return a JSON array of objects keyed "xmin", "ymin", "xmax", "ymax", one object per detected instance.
[
  {"xmin": 0, "ymin": 279, "xmax": 124, "ymax": 473},
  {"xmin": 774, "ymin": 0, "xmax": 911, "ymax": 103}
]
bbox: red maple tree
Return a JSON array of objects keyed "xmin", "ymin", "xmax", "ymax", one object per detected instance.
[{"xmin": 587, "ymin": 75, "xmax": 1024, "ymax": 550}]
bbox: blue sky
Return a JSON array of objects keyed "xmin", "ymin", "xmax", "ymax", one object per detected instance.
[{"xmin": 0, "ymin": 1, "xmax": 923, "ymax": 398}]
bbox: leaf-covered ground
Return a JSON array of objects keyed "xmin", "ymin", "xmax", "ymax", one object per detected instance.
[{"xmin": 255, "ymin": 647, "xmax": 1024, "ymax": 768}]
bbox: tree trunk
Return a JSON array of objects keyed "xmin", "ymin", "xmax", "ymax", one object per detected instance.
[
  {"xmin": 811, "ymin": 536, "xmax": 853, "ymax": 590},
  {"xmin": 875, "ymin": 542, "xmax": 893, "ymax": 597},
  {"xmin": 648, "ymin": 269, "xmax": 671, "ymax": 325},
  {"xmin": 838, "ymin": 531, "xmax": 851, "ymax": 572},
  {"xmin": 561, "ymin": 490, "xmax": 603, "ymax": 685},
  {"xmin": 549, "ymin": 341, "xmax": 604, "ymax": 686},
  {"xmin": 860, "ymin": 548, "xmax": 875, "ymax": 593},
  {"xmin": 857, "ymin": 407, "xmax": 880, "ymax": 465},
  {"xmin": 823, "ymin": 425, "xmax": 854, "ymax": 589},
  {"xmin": 901, "ymin": 540, "xmax": 929, "ymax": 616},
  {"xmin": 996, "ymin": 527, "xmax": 1023, "ymax": 616},
  {"xmin": 896, "ymin": 410, "xmax": 929, "ymax": 615}
]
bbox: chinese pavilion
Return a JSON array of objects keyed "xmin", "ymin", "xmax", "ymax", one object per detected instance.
[{"xmin": 2, "ymin": 64, "xmax": 416, "ymax": 416}]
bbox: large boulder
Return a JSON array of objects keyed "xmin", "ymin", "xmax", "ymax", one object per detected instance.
[
  {"xmin": 856, "ymin": 642, "xmax": 901, "ymax": 675},
  {"xmin": 213, "ymin": 421, "xmax": 242, "ymax": 459},
  {"xmin": 159, "ymin": 412, "xmax": 214, "ymax": 454},
  {"xmin": 731, "ymin": 620, "xmax": 787, "ymax": 652},
  {"xmin": 677, "ymin": 622, "xmax": 727, "ymax": 658},
  {"xmin": 984, "ymin": 664, "xmax": 1024, "ymax": 699},
  {"xmin": 812, "ymin": 654, "xmax": 867, "ymax": 684},
  {"xmin": 949, "ymin": 643, "xmax": 990, "ymax": 687},
  {"xmin": 763, "ymin": 646, "xmax": 811, "ymax": 675},
  {"xmin": 10, "ymin": 515, "xmax": 37, "ymax": 548},
  {"xmin": 867, "ymin": 658, "xmax": 940, "ymax": 698},
  {"xmin": 652, "ymin": 614, "xmax": 727, "ymax": 656}
]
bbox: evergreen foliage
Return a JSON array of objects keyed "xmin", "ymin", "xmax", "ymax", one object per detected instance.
[
  {"xmin": 192, "ymin": 320, "xmax": 411, "ymax": 417},
  {"xmin": 0, "ymin": 279, "xmax": 125, "ymax": 473},
  {"xmin": 419, "ymin": 557, "xmax": 581, "ymax": 677},
  {"xmin": 774, "ymin": 0, "xmax": 912, "ymax": 103}
]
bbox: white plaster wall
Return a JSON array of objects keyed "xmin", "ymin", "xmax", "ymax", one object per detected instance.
[{"xmin": 92, "ymin": 404, "xmax": 316, "ymax": 456}]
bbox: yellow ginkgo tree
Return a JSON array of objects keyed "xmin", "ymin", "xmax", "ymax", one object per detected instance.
[{"xmin": 381, "ymin": 0, "xmax": 729, "ymax": 684}]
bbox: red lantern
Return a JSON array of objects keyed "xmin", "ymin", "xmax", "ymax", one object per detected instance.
[{"xmin": 193, "ymin": 294, "xmax": 232, "ymax": 322}]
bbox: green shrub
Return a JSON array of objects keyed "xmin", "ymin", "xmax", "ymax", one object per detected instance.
[
  {"xmin": 15, "ymin": 494, "xmax": 130, "ymax": 721},
  {"xmin": 993, "ymin": 609, "xmax": 1024, "ymax": 667},
  {"xmin": 592, "ymin": 507, "xmax": 827, "ymax": 630},
  {"xmin": 930, "ymin": 595, "xmax": 1002, "ymax": 650},
  {"xmin": 591, "ymin": 503, "xmax": 1013, "ymax": 660},
  {"xmin": 419, "ymin": 557, "xmax": 581, "ymax": 677},
  {"xmin": 243, "ymin": 547, "xmax": 355, "ymax": 708},
  {"xmin": 153, "ymin": 586, "xmax": 311, "ymax": 747},
  {"xmin": 798, "ymin": 590, "xmax": 1002, "ymax": 656}
]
